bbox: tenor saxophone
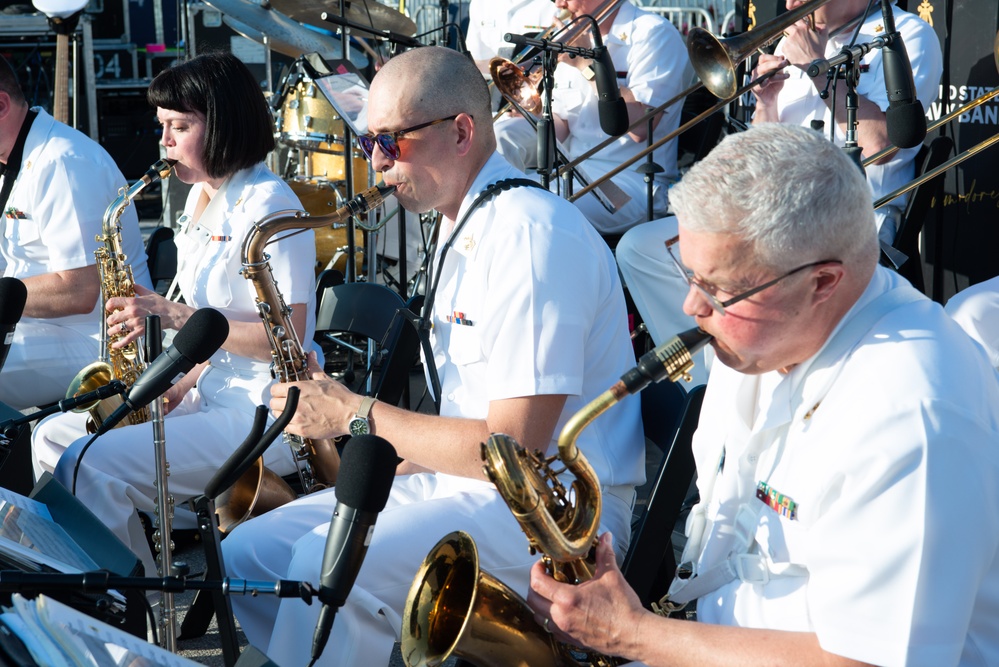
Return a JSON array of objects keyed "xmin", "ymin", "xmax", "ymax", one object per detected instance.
[
  {"xmin": 402, "ymin": 328, "xmax": 713, "ymax": 667},
  {"xmin": 214, "ymin": 182, "xmax": 396, "ymax": 533},
  {"xmin": 66, "ymin": 158, "xmax": 176, "ymax": 433}
]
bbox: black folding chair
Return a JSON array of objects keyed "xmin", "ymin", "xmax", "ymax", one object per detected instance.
[{"xmin": 622, "ymin": 383, "xmax": 706, "ymax": 608}]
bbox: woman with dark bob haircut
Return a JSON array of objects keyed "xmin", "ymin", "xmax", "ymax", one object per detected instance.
[{"xmin": 32, "ymin": 50, "xmax": 319, "ymax": 583}]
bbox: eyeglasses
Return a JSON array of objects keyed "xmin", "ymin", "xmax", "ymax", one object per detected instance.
[
  {"xmin": 356, "ymin": 114, "xmax": 460, "ymax": 160},
  {"xmin": 664, "ymin": 236, "xmax": 842, "ymax": 315}
]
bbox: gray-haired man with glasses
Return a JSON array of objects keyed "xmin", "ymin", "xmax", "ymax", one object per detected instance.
[{"xmin": 528, "ymin": 122, "xmax": 999, "ymax": 666}]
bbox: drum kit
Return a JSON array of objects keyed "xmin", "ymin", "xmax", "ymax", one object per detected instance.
[{"xmin": 202, "ymin": 0, "xmax": 418, "ymax": 277}]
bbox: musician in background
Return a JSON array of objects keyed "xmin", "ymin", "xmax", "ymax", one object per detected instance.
[
  {"xmin": 465, "ymin": 0, "xmax": 555, "ymax": 74},
  {"xmin": 0, "ymin": 53, "xmax": 151, "ymax": 410},
  {"xmin": 614, "ymin": 0, "xmax": 942, "ymax": 384},
  {"xmin": 752, "ymin": 0, "xmax": 941, "ymax": 245},
  {"xmin": 31, "ymin": 51, "xmax": 317, "ymax": 580},
  {"xmin": 528, "ymin": 123, "xmax": 999, "ymax": 666},
  {"xmin": 946, "ymin": 276, "xmax": 999, "ymax": 369},
  {"xmin": 222, "ymin": 45, "xmax": 644, "ymax": 667},
  {"xmin": 492, "ymin": 0, "xmax": 691, "ymax": 239}
]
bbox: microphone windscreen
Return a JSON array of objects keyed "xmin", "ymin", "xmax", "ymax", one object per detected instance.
[
  {"xmin": 0, "ymin": 277, "xmax": 27, "ymax": 326},
  {"xmin": 886, "ymin": 101, "xmax": 928, "ymax": 149},
  {"xmin": 334, "ymin": 434, "xmax": 397, "ymax": 512},
  {"xmin": 173, "ymin": 307, "xmax": 230, "ymax": 363}
]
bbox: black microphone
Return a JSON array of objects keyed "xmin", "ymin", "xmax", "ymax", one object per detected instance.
[
  {"xmin": 589, "ymin": 21, "xmax": 628, "ymax": 137},
  {"xmin": 880, "ymin": 0, "xmax": 926, "ymax": 148},
  {"xmin": 311, "ymin": 434, "xmax": 397, "ymax": 663},
  {"xmin": 0, "ymin": 277, "xmax": 27, "ymax": 374},
  {"xmin": 95, "ymin": 308, "xmax": 229, "ymax": 435}
]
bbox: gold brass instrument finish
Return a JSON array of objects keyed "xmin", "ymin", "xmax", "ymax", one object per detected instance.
[
  {"xmin": 403, "ymin": 329, "xmax": 714, "ymax": 667},
  {"xmin": 216, "ymin": 182, "xmax": 396, "ymax": 533},
  {"xmin": 66, "ymin": 158, "xmax": 176, "ymax": 433},
  {"xmin": 490, "ymin": 57, "xmax": 544, "ymax": 116},
  {"xmin": 686, "ymin": 0, "xmax": 835, "ymax": 98}
]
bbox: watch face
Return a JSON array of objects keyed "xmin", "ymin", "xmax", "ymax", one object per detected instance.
[{"xmin": 348, "ymin": 418, "xmax": 370, "ymax": 436}]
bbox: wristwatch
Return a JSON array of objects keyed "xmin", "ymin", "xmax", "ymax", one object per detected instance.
[{"xmin": 348, "ymin": 396, "xmax": 376, "ymax": 436}]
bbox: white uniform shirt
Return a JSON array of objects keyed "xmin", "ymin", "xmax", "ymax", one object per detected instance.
[
  {"xmin": 427, "ymin": 152, "xmax": 645, "ymax": 490},
  {"xmin": 173, "ymin": 163, "xmax": 317, "ymax": 404},
  {"xmin": 772, "ymin": 4, "xmax": 942, "ymax": 205},
  {"xmin": 465, "ymin": 0, "xmax": 555, "ymax": 62},
  {"xmin": 945, "ymin": 275, "xmax": 999, "ymax": 369},
  {"xmin": 690, "ymin": 267, "xmax": 999, "ymax": 666},
  {"xmin": 552, "ymin": 1, "xmax": 691, "ymax": 184},
  {"xmin": 1, "ymin": 108, "xmax": 152, "ymax": 328}
]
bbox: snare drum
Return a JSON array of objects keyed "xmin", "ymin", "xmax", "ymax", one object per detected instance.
[{"xmin": 288, "ymin": 178, "xmax": 366, "ymax": 276}]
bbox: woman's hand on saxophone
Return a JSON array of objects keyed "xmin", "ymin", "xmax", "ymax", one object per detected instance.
[
  {"xmin": 527, "ymin": 532, "xmax": 649, "ymax": 661},
  {"xmin": 106, "ymin": 284, "xmax": 187, "ymax": 349}
]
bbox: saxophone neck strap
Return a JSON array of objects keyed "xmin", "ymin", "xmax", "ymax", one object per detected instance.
[
  {"xmin": 419, "ymin": 177, "xmax": 547, "ymax": 412},
  {"xmin": 0, "ymin": 109, "xmax": 38, "ymax": 216}
]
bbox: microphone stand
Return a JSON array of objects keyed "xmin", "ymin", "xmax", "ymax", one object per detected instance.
[
  {"xmin": 635, "ymin": 115, "xmax": 664, "ymax": 222},
  {"xmin": 501, "ymin": 33, "xmax": 619, "ymax": 213},
  {"xmin": 536, "ymin": 50, "xmax": 557, "ymax": 189},
  {"xmin": 0, "ymin": 570, "xmax": 316, "ymax": 602},
  {"xmin": 0, "ymin": 380, "xmax": 126, "ymax": 440},
  {"xmin": 811, "ymin": 47, "xmax": 909, "ymax": 270}
]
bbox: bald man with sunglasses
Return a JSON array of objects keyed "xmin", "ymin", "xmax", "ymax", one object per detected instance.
[{"xmin": 222, "ymin": 45, "xmax": 645, "ymax": 667}]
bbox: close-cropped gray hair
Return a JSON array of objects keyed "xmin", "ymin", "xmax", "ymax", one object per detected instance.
[
  {"xmin": 375, "ymin": 46, "xmax": 494, "ymax": 149},
  {"xmin": 670, "ymin": 123, "xmax": 880, "ymax": 272}
]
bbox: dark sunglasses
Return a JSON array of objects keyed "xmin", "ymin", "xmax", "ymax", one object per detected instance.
[{"xmin": 356, "ymin": 114, "xmax": 460, "ymax": 160}]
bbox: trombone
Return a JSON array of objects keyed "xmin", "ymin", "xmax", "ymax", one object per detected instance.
[{"xmin": 566, "ymin": 0, "xmax": 835, "ymax": 202}]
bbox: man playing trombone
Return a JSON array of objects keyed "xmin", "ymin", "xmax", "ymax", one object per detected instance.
[{"xmin": 493, "ymin": 0, "xmax": 691, "ymax": 239}]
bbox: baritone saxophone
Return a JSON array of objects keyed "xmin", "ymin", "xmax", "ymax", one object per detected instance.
[
  {"xmin": 402, "ymin": 327, "xmax": 713, "ymax": 667},
  {"xmin": 215, "ymin": 182, "xmax": 396, "ymax": 533},
  {"xmin": 66, "ymin": 158, "xmax": 176, "ymax": 433}
]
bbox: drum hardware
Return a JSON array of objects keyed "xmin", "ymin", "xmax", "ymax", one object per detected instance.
[
  {"xmin": 567, "ymin": 0, "xmax": 833, "ymax": 203},
  {"xmin": 203, "ymin": 0, "xmax": 346, "ymax": 59},
  {"xmin": 270, "ymin": 0, "xmax": 416, "ymax": 36}
]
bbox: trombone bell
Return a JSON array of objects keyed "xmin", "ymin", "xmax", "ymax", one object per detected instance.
[
  {"xmin": 686, "ymin": 0, "xmax": 835, "ymax": 98},
  {"xmin": 490, "ymin": 57, "xmax": 543, "ymax": 116}
]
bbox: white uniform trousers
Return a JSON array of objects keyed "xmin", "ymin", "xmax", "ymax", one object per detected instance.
[
  {"xmin": 223, "ymin": 472, "xmax": 634, "ymax": 667},
  {"xmin": 493, "ymin": 115, "xmax": 668, "ymax": 235},
  {"xmin": 0, "ymin": 320, "xmax": 98, "ymax": 410},
  {"xmin": 31, "ymin": 376, "xmax": 299, "ymax": 578},
  {"xmin": 616, "ymin": 215, "xmax": 711, "ymax": 386}
]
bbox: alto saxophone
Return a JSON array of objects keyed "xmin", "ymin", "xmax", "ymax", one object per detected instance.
[
  {"xmin": 402, "ymin": 328, "xmax": 713, "ymax": 667},
  {"xmin": 215, "ymin": 182, "xmax": 396, "ymax": 533},
  {"xmin": 66, "ymin": 159, "xmax": 176, "ymax": 433}
]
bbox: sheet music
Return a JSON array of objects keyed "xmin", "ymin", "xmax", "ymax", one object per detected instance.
[
  {"xmin": 314, "ymin": 70, "xmax": 370, "ymax": 136},
  {"xmin": 0, "ymin": 487, "xmax": 51, "ymax": 519},
  {"xmin": 0, "ymin": 502, "xmax": 99, "ymax": 573},
  {"xmin": 1, "ymin": 595, "xmax": 202, "ymax": 666}
]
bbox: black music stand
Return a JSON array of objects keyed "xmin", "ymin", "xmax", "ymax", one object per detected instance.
[{"xmin": 19, "ymin": 473, "xmax": 147, "ymax": 638}]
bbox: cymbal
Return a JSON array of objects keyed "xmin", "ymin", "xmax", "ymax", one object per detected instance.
[
  {"xmin": 204, "ymin": 0, "xmax": 343, "ymax": 59},
  {"xmin": 270, "ymin": 0, "xmax": 416, "ymax": 36}
]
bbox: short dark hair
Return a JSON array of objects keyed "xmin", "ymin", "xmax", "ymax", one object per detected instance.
[
  {"xmin": 0, "ymin": 55, "xmax": 26, "ymax": 105},
  {"xmin": 147, "ymin": 51, "xmax": 274, "ymax": 179}
]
